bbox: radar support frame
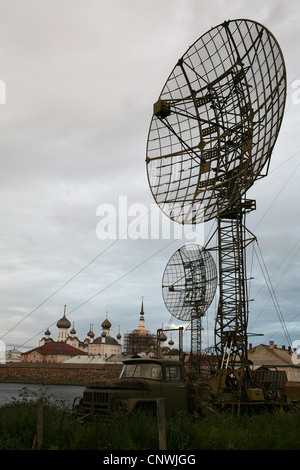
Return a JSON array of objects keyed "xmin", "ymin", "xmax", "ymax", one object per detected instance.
[{"xmin": 146, "ymin": 18, "xmax": 286, "ymax": 395}]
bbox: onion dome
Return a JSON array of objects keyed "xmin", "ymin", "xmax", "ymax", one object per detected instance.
[
  {"xmin": 44, "ymin": 328, "xmax": 51, "ymax": 336},
  {"xmin": 69, "ymin": 322, "xmax": 76, "ymax": 336},
  {"xmin": 57, "ymin": 315, "xmax": 71, "ymax": 329},
  {"xmin": 160, "ymin": 332, "xmax": 167, "ymax": 342},
  {"xmin": 101, "ymin": 318, "xmax": 111, "ymax": 329},
  {"xmin": 56, "ymin": 305, "xmax": 71, "ymax": 329}
]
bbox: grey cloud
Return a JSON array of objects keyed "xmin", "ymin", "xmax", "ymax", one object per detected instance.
[{"xmin": 0, "ymin": 0, "xmax": 299, "ymax": 352}]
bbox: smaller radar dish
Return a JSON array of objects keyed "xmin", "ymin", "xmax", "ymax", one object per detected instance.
[{"xmin": 162, "ymin": 244, "xmax": 217, "ymax": 321}]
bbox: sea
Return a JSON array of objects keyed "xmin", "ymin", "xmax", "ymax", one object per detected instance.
[{"xmin": 0, "ymin": 383, "xmax": 85, "ymax": 408}]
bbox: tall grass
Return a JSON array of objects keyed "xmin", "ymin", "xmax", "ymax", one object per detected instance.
[
  {"xmin": 166, "ymin": 410, "xmax": 300, "ymax": 450},
  {"xmin": 0, "ymin": 393, "xmax": 299, "ymax": 450}
]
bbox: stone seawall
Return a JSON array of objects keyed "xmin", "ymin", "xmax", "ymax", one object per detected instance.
[{"xmin": 0, "ymin": 362, "xmax": 123, "ymax": 385}]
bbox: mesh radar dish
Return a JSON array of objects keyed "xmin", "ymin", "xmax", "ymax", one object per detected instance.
[
  {"xmin": 146, "ymin": 19, "xmax": 286, "ymax": 224},
  {"xmin": 162, "ymin": 244, "xmax": 217, "ymax": 321}
]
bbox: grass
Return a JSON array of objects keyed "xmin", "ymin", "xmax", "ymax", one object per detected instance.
[{"xmin": 0, "ymin": 389, "xmax": 299, "ymax": 450}]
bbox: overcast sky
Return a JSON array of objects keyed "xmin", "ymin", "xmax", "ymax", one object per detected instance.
[{"xmin": 0, "ymin": 0, "xmax": 299, "ymax": 353}]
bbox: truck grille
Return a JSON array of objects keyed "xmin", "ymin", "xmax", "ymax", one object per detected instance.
[
  {"xmin": 83, "ymin": 390, "xmax": 109, "ymax": 409},
  {"xmin": 94, "ymin": 392, "xmax": 109, "ymax": 405}
]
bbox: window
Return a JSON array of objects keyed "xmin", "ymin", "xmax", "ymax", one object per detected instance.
[
  {"xmin": 165, "ymin": 365, "xmax": 182, "ymax": 381},
  {"xmin": 121, "ymin": 363, "xmax": 162, "ymax": 380}
]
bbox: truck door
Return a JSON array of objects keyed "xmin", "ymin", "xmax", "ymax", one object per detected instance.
[{"xmin": 162, "ymin": 364, "xmax": 187, "ymax": 413}]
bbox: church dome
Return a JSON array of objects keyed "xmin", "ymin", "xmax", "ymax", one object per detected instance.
[
  {"xmin": 57, "ymin": 306, "xmax": 71, "ymax": 329},
  {"xmin": 93, "ymin": 335, "xmax": 119, "ymax": 345},
  {"xmin": 57, "ymin": 315, "xmax": 71, "ymax": 329},
  {"xmin": 160, "ymin": 332, "xmax": 167, "ymax": 342},
  {"xmin": 101, "ymin": 318, "xmax": 111, "ymax": 329}
]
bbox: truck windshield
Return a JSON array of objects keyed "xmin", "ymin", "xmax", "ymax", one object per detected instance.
[{"xmin": 121, "ymin": 363, "xmax": 162, "ymax": 380}]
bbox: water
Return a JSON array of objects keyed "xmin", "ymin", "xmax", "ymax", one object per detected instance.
[{"xmin": 0, "ymin": 383, "xmax": 85, "ymax": 408}]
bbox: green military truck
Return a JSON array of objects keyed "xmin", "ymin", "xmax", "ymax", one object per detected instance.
[
  {"xmin": 76, "ymin": 326, "xmax": 297, "ymax": 417},
  {"xmin": 76, "ymin": 353, "xmax": 296, "ymax": 417},
  {"xmin": 77, "ymin": 355, "xmax": 189, "ymax": 416}
]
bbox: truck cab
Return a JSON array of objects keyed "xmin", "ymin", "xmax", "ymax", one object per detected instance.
[{"xmin": 78, "ymin": 356, "xmax": 188, "ymax": 416}]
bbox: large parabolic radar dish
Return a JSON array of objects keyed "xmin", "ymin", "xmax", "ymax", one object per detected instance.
[{"xmin": 146, "ymin": 19, "xmax": 286, "ymax": 224}]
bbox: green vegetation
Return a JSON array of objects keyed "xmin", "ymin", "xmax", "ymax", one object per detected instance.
[{"xmin": 0, "ymin": 389, "xmax": 299, "ymax": 450}]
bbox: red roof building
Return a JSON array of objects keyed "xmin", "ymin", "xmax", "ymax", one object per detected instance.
[{"xmin": 21, "ymin": 342, "xmax": 88, "ymax": 363}]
